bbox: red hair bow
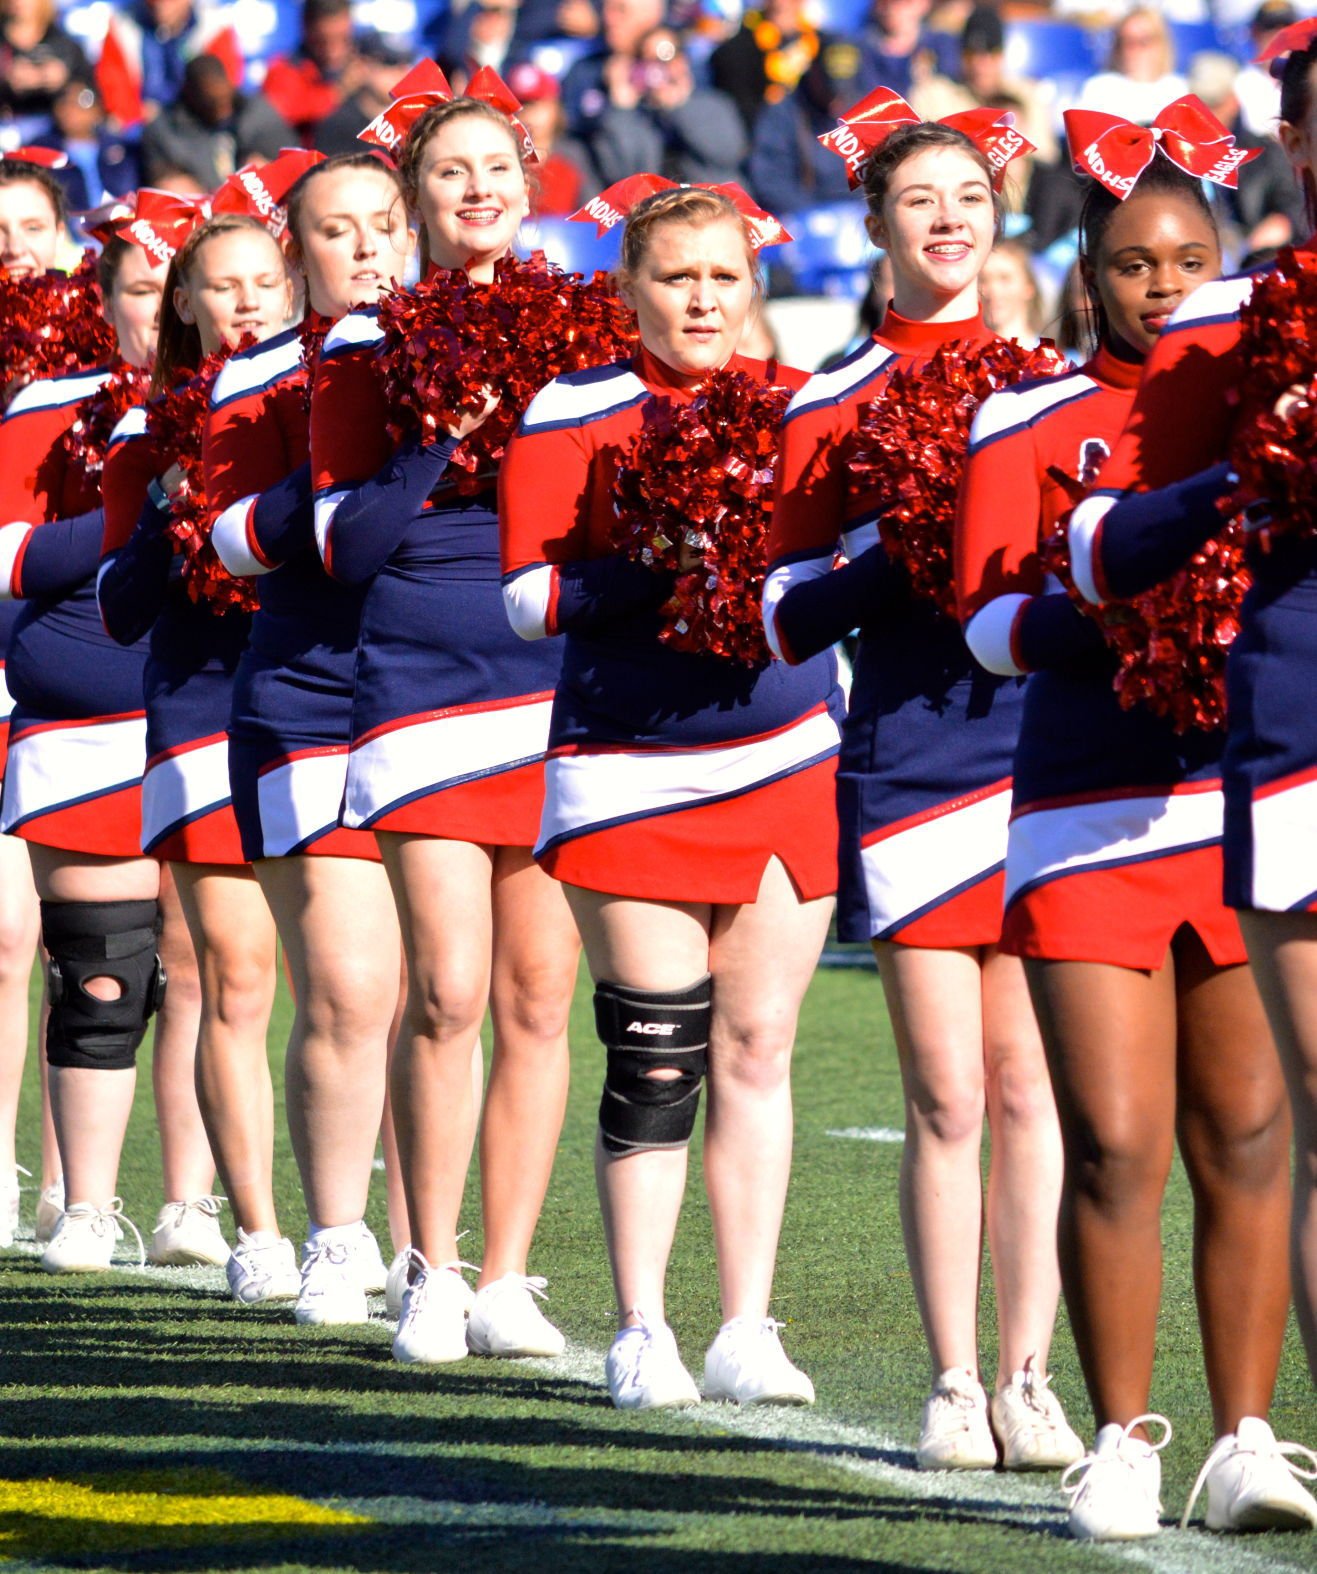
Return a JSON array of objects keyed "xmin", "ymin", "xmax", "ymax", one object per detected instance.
[
  {"xmin": 1064, "ymin": 95, "xmax": 1259, "ymax": 199},
  {"xmin": 357, "ymin": 60, "xmax": 538, "ymax": 165},
  {"xmin": 114, "ymin": 188, "xmax": 212, "ymax": 268},
  {"xmin": 1256, "ymin": 15, "xmax": 1317, "ymax": 61},
  {"xmin": 569, "ymin": 175, "xmax": 792, "ymax": 250},
  {"xmin": 817, "ymin": 88, "xmax": 1034, "ymax": 190},
  {"xmin": 212, "ymin": 148, "xmax": 327, "ymax": 236},
  {"xmin": 1, "ymin": 146, "xmax": 69, "ymax": 171},
  {"xmin": 81, "ymin": 196, "xmax": 137, "ymax": 247}
]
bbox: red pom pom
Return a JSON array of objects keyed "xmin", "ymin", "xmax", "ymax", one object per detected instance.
[
  {"xmin": 373, "ymin": 252, "xmax": 637, "ymax": 493},
  {"xmin": 145, "ymin": 347, "xmax": 258, "ymax": 614},
  {"xmin": 1231, "ymin": 247, "xmax": 1317, "ymax": 542},
  {"xmin": 1042, "ymin": 513, "xmax": 1249, "ymax": 733},
  {"xmin": 609, "ymin": 370, "xmax": 793, "ymax": 665},
  {"xmin": 848, "ymin": 337, "xmax": 1069, "ymax": 615},
  {"xmin": 62, "ymin": 360, "xmax": 152, "ymax": 486},
  {"xmin": 0, "ymin": 255, "xmax": 117, "ymax": 408}
]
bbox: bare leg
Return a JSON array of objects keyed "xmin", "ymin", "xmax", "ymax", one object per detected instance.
[
  {"xmin": 152, "ymin": 864, "xmax": 212, "ymax": 1202},
  {"xmin": 258, "ymin": 855, "xmax": 398, "ymax": 1231},
  {"xmin": 981, "ymin": 947, "xmax": 1065, "ymax": 1386},
  {"xmin": 172, "ymin": 865, "xmax": 279, "ymax": 1235},
  {"xmin": 380, "ymin": 946, "xmax": 410, "ymax": 1252},
  {"xmin": 566, "ymin": 885, "xmax": 711, "ymax": 1328},
  {"xmin": 479, "ymin": 847, "xmax": 577, "ymax": 1284},
  {"xmin": 875, "ymin": 942, "xmax": 989, "ymax": 1381}
]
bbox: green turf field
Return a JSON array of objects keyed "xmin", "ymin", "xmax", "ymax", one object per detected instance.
[{"xmin": 2, "ymin": 961, "xmax": 1315, "ymax": 1573}]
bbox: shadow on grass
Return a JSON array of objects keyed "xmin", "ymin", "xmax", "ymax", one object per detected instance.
[{"xmin": 0, "ymin": 1268, "xmax": 1053, "ymax": 1570}]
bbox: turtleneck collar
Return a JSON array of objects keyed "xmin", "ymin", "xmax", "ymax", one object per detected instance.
[
  {"xmin": 874, "ymin": 303, "xmax": 989, "ymax": 353},
  {"xmin": 634, "ymin": 342, "xmax": 751, "ymax": 395},
  {"xmin": 1087, "ymin": 340, "xmax": 1145, "ymax": 391}
]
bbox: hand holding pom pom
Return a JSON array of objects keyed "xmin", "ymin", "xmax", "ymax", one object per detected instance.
[
  {"xmin": 0, "ymin": 255, "xmax": 116, "ymax": 409},
  {"xmin": 610, "ymin": 370, "xmax": 793, "ymax": 666}
]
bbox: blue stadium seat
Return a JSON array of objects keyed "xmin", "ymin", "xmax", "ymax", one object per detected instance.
[
  {"xmin": 771, "ymin": 201, "xmax": 873, "ymax": 299},
  {"xmin": 1168, "ymin": 19, "xmax": 1226, "ymax": 69},
  {"xmin": 1002, "ymin": 20, "xmax": 1101, "ymax": 81},
  {"xmin": 524, "ymin": 216, "xmax": 622, "ymax": 275},
  {"xmin": 527, "ymin": 37, "xmax": 596, "ymax": 77},
  {"xmin": 231, "ymin": 0, "xmax": 303, "ymax": 65},
  {"xmin": 812, "ymin": 0, "xmax": 871, "ymax": 36}
]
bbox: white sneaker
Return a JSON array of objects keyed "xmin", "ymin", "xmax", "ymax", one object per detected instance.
[
  {"xmin": 468, "ymin": 1273, "xmax": 566, "ymax": 1357},
  {"xmin": 0, "ymin": 1164, "xmax": 26, "ymax": 1247},
  {"xmin": 40, "ymin": 1198, "xmax": 145, "ymax": 1273},
  {"xmin": 148, "ymin": 1196, "xmax": 231, "ymax": 1266},
  {"xmin": 1062, "ymin": 1414, "xmax": 1171, "ymax": 1541},
  {"xmin": 385, "ymin": 1247, "xmax": 411, "ymax": 1319},
  {"xmin": 917, "ymin": 1367, "xmax": 997, "ymax": 1469},
  {"xmin": 392, "ymin": 1251, "xmax": 476, "ymax": 1364},
  {"xmin": 703, "ymin": 1317, "xmax": 815, "ymax": 1406},
  {"xmin": 991, "ymin": 1362, "xmax": 1085, "ymax": 1470},
  {"xmin": 606, "ymin": 1319, "xmax": 700, "ymax": 1411},
  {"xmin": 1181, "ymin": 1416, "xmax": 1317, "ymax": 1532},
  {"xmin": 295, "ymin": 1239, "xmax": 370, "ymax": 1325},
  {"xmin": 351, "ymin": 1222, "xmax": 388, "ymax": 1294},
  {"xmin": 35, "ymin": 1177, "xmax": 64, "ymax": 1244},
  {"xmin": 226, "ymin": 1230, "xmax": 301, "ymax": 1305}
]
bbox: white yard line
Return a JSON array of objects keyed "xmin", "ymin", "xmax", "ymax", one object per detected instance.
[{"xmin": 826, "ymin": 1126, "xmax": 906, "ymax": 1143}]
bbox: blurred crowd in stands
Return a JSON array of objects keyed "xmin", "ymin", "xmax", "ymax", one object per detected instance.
[{"xmin": 0, "ymin": 0, "xmax": 1308, "ymax": 337}]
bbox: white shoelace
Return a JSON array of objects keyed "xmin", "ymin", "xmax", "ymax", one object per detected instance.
[
  {"xmin": 1180, "ymin": 1426, "xmax": 1317, "ymax": 1529},
  {"xmin": 487, "ymin": 1272, "xmax": 550, "ymax": 1303},
  {"xmin": 158, "ymin": 1195, "xmax": 226, "ymax": 1230},
  {"xmin": 1062, "ymin": 1413, "xmax": 1172, "ymax": 1501},
  {"xmin": 402, "ymin": 1249, "xmax": 477, "ymax": 1312},
  {"xmin": 62, "ymin": 1198, "xmax": 146, "ymax": 1268},
  {"xmin": 233, "ymin": 1229, "xmax": 289, "ymax": 1280}
]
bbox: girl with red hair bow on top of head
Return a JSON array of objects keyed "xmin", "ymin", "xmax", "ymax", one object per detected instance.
[
  {"xmin": 205, "ymin": 149, "xmax": 419, "ymax": 1320},
  {"xmin": 1057, "ymin": 15, "xmax": 1317, "ymax": 1503},
  {"xmin": 96, "ymin": 194, "xmax": 298, "ymax": 1284},
  {"xmin": 764, "ymin": 89, "xmax": 1084, "ymax": 1473},
  {"xmin": 957, "ymin": 98, "xmax": 1317, "ymax": 1542},
  {"xmin": 310, "ymin": 64, "xmax": 588, "ymax": 1369},
  {"xmin": 500, "ymin": 175, "xmax": 839, "ymax": 1412}
]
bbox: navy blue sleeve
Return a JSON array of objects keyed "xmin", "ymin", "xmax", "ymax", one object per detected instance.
[
  {"xmin": 16, "ymin": 509, "xmax": 104, "ymax": 599},
  {"xmin": 1013, "ymin": 593, "xmax": 1109, "ymax": 674},
  {"xmin": 327, "ymin": 435, "xmax": 459, "ymax": 586},
  {"xmin": 553, "ymin": 555, "xmax": 675, "ymax": 635},
  {"xmin": 250, "ymin": 460, "xmax": 313, "ymax": 567},
  {"xmin": 1097, "ymin": 462, "xmax": 1236, "ymax": 599},
  {"xmin": 775, "ymin": 544, "xmax": 903, "ymax": 664},
  {"xmin": 98, "ymin": 495, "xmax": 174, "ymax": 645}
]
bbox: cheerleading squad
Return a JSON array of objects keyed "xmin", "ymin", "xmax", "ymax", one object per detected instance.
[{"xmin": 2, "ymin": 23, "xmax": 1317, "ymax": 1549}]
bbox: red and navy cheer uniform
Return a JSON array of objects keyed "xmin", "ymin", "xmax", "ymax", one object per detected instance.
[
  {"xmin": 99, "ymin": 390, "xmax": 249, "ymax": 865},
  {"xmin": 1066, "ymin": 262, "xmax": 1315, "ymax": 914},
  {"xmin": 0, "ymin": 367, "xmax": 149, "ymax": 856},
  {"xmin": 310, "ymin": 303, "xmax": 562, "ymax": 844},
  {"xmin": 499, "ymin": 347, "xmax": 842, "ymax": 904},
  {"xmin": 956, "ymin": 345, "xmax": 1246, "ymax": 968},
  {"xmin": 766, "ymin": 308, "xmax": 1023, "ymax": 946},
  {"xmin": 206, "ymin": 323, "xmax": 381, "ymax": 863}
]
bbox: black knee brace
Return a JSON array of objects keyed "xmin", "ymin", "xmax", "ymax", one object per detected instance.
[
  {"xmin": 595, "ymin": 975, "xmax": 712, "ymax": 1155},
  {"xmin": 42, "ymin": 899, "xmax": 166, "ymax": 1070}
]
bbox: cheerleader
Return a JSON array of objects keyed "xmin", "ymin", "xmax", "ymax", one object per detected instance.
[
  {"xmin": 957, "ymin": 105, "xmax": 1314, "ymax": 1540},
  {"xmin": 0, "ymin": 189, "xmax": 214, "ymax": 1272},
  {"xmin": 98, "ymin": 205, "xmax": 297, "ymax": 1298},
  {"xmin": 764, "ymin": 96, "xmax": 1080, "ymax": 1469},
  {"xmin": 310, "ymin": 70, "xmax": 577, "ymax": 1363},
  {"xmin": 501, "ymin": 181, "xmax": 839, "ymax": 1410},
  {"xmin": 207, "ymin": 150, "xmax": 415, "ymax": 1320},
  {"xmin": 1057, "ymin": 28, "xmax": 1317, "ymax": 1526},
  {"xmin": 0, "ymin": 148, "xmax": 68, "ymax": 1244}
]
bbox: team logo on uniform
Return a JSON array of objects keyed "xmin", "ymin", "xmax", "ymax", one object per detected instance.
[{"xmin": 1077, "ymin": 436, "xmax": 1110, "ymax": 488}]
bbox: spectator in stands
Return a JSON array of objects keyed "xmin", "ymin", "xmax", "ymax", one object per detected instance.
[
  {"xmin": 1076, "ymin": 8, "xmax": 1187, "ymax": 123},
  {"xmin": 0, "ymin": 0, "xmax": 90, "ymax": 131},
  {"xmin": 506, "ymin": 61, "xmax": 592, "ymax": 214},
  {"xmin": 313, "ymin": 31, "xmax": 413, "ymax": 156},
  {"xmin": 560, "ymin": 0, "xmax": 664, "ymax": 134},
  {"xmin": 513, "ymin": 0, "xmax": 597, "ymax": 49},
  {"xmin": 978, "ymin": 238, "xmax": 1044, "ymax": 344},
  {"xmin": 710, "ymin": 0, "xmax": 821, "ymax": 137},
  {"xmin": 1237, "ymin": 0, "xmax": 1291, "ymax": 136},
  {"xmin": 922, "ymin": 6, "xmax": 1055, "ymax": 162},
  {"xmin": 980, "ymin": 88, "xmax": 1083, "ymax": 253},
  {"xmin": 1188, "ymin": 51, "xmax": 1305, "ymax": 263},
  {"xmin": 861, "ymin": 0, "xmax": 957, "ymax": 104},
  {"xmin": 96, "ymin": 0, "xmax": 244, "ymax": 128},
  {"xmin": 580, "ymin": 23, "xmax": 747, "ymax": 186},
  {"xmin": 262, "ymin": 0, "xmax": 361, "ymax": 144},
  {"xmin": 39, "ymin": 76, "xmax": 140, "ymax": 209},
  {"xmin": 445, "ymin": 0, "xmax": 526, "ymax": 80},
  {"xmin": 141, "ymin": 51, "xmax": 293, "ymax": 187},
  {"xmin": 749, "ymin": 37, "xmax": 872, "ymax": 215}
]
